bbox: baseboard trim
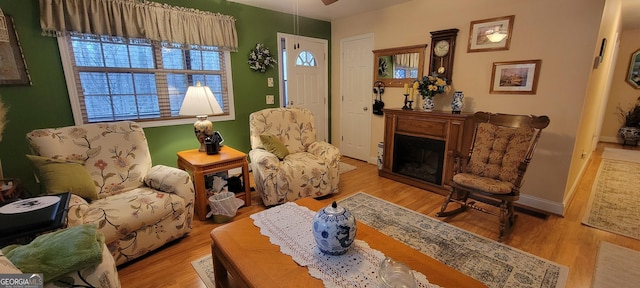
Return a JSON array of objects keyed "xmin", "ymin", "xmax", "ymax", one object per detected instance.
[
  {"xmin": 517, "ymin": 194, "xmax": 564, "ymax": 216},
  {"xmin": 599, "ymin": 136, "xmax": 620, "ymax": 143}
]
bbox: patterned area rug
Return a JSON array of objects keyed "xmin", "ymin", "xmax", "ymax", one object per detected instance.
[
  {"xmin": 191, "ymin": 255, "xmax": 215, "ymax": 288},
  {"xmin": 582, "ymin": 154, "xmax": 640, "ymax": 240},
  {"xmin": 339, "ymin": 161, "xmax": 357, "ymax": 174},
  {"xmin": 592, "ymin": 242, "xmax": 640, "ymax": 288},
  {"xmin": 338, "ymin": 192, "xmax": 568, "ymax": 288}
]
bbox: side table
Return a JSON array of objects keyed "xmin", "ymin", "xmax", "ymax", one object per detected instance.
[{"xmin": 177, "ymin": 146, "xmax": 252, "ymax": 221}]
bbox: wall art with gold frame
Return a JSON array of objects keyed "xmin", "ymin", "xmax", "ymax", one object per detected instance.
[
  {"xmin": 490, "ymin": 60, "xmax": 541, "ymax": 94},
  {"xmin": 0, "ymin": 15, "xmax": 31, "ymax": 86}
]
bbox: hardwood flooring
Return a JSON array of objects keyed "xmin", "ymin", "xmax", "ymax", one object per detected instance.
[{"xmin": 117, "ymin": 142, "xmax": 640, "ymax": 287}]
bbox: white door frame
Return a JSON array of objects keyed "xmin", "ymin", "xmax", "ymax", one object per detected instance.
[{"xmin": 277, "ymin": 32, "xmax": 329, "ymax": 141}]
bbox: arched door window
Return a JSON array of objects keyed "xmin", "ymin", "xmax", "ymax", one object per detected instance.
[{"xmin": 296, "ymin": 50, "xmax": 317, "ymax": 67}]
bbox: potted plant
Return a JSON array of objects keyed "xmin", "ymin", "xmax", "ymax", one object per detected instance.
[
  {"xmin": 415, "ymin": 75, "xmax": 448, "ymax": 111},
  {"xmin": 617, "ymin": 96, "xmax": 640, "ymax": 145}
]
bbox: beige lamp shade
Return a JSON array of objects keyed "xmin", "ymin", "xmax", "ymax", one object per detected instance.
[
  {"xmin": 179, "ymin": 82, "xmax": 223, "ymax": 152},
  {"xmin": 179, "ymin": 82, "xmax": 223, "ymax": 116}
]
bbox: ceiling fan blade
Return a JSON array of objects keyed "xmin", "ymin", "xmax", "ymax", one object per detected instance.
[{"xmin": 321, "ymin": 0, "xmax": 338, "ymax": 5}]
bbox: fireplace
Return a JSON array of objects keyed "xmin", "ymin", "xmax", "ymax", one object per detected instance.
[
  {"xmin": 379, "ymin": 109, "xmax": 472, "ymax": 195},
  {"xmin": 393, "ymin": 134, "xmax": 445, "ymax": 185}
]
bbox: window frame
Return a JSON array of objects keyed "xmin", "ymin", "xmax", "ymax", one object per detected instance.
[{"xmin": 57, "ymin": 35, "xmax": 236, "ymax": 128}]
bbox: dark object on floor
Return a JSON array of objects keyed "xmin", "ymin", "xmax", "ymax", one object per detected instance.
[{"xmin": 227, "ymin": 175, "xmax": 244, "ymax": 193}]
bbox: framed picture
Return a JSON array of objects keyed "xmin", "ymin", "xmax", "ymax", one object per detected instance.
[
  {"xmin": 490, "ymin": 60, "xmax": 541, "ymax": 94},
  {"xmin": 0, "ymin": 15, "xmax": 31, "ymax": 86},
  {"xmin": 468, "ymin": 15, "xmax": 515, "ymax": 53}
]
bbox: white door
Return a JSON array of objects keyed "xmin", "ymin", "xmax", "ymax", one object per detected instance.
[
  {"xmin": 340, "ymin": 34, "xmax": 373, "ymax": 161},
  {"xmin": 279, "ymin": 33, "xmax": 328, "ymax": 142}
]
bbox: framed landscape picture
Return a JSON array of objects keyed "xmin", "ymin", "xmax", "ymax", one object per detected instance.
[
  {"xmin": 490, "ymin": 60, "xmax": 541, "ymax": 94},
  {"xmin": 0, "ymin": 15, "xmax": 31, "ymax": 86},
  {"xmin": 468, "ymin": 15, "xmax": 515, "ymax": 53}
]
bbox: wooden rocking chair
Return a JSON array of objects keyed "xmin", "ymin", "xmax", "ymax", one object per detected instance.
[{"xmin": 436, "ymin": 111, "xmax": 550, "ymax": 241}]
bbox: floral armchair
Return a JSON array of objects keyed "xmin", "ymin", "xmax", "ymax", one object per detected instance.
[
  {"xmin": 249, "ymin": 107, "xmax": 340, "ymax": 206},
  {"xmin": 26, "ymin": 121, "xmax": 194, "ymax": 265}
]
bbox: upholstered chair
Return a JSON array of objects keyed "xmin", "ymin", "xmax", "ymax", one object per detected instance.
[
  {"xmin": 249, "ymin": 107, "xmax": 340, "ymax": 206},
  {"xmin": 26, "ymin": 121, "xmax": 194, "ymax": 265},
  {"xmin": 436, "ymin": 112, "xmax": 550, "ymax": 241}
]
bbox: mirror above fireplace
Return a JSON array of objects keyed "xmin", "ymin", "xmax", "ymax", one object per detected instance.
[{"xmin": 373, "ymin": 44, "xmax": 427, "ymax": 87}]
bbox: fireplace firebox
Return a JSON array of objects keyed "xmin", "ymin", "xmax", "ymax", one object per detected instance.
[
  {"xmin": 379, "ymin": 109, "xmax": 472, "ymax": 195},
  {"xmin": 393, "ymin": 134, "xmax": 445, "ymax": 185}
]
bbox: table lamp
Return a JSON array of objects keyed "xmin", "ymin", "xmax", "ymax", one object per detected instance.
[{"xmin": 179, "ymin": 81, "xmax": 224, "ymax": 152}]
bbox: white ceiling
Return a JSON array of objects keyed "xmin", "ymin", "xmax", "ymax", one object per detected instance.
[{"xmin": 229, "ymin": 0, "xmax": 640, "ymax": 29}]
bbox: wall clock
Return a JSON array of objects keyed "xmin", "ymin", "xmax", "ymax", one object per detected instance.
[{"xmin": 429, "ymin": 28, "xmax": 459, "ymax": 84}]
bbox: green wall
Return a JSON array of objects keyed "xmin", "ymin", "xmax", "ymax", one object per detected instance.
[{"xmin": 0, "ymin": 0, "xmax": 331, "ymax": 195}]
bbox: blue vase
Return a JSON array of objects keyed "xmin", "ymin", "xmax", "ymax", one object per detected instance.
[
  {"xmin": 422, "ymin": 97, "xmax": 435, "ymax": 112},
  {"xmin": 312, "ymin": 201, "xmax": 357, "ymax": 255},
  {"xmin": 451, "ymin": 91, "xmax": 464, "ymax": 114}
]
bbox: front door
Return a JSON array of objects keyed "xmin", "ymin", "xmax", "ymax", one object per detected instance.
[{"xmin": 279, "ymin": 33, "xmax": 328, "ymax": 142}]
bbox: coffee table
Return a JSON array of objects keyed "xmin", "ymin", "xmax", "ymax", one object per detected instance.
[{"xmin": 210, "ymin": 197, "xmax": 486, "ymax": 287}]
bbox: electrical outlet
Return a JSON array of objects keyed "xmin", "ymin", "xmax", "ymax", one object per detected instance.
[
  {"xmin": 266, "ymin": 95, "xmax": 275, "ymax": 104},
  {"xmin": 267, "ymin": 77, "xmax": 274, "ymax": 87}
]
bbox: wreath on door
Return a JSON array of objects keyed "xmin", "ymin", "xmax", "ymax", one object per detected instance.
[{"xmin": 248, "ymin": 43, "xmax": 277, "ymax": 73}]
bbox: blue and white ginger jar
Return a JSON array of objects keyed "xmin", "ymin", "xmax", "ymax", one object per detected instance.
[{"xmin": 312, "ymin": 201, "xmax": 357, "ymax": 255}]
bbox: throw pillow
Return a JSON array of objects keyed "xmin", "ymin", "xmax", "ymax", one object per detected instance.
[
  {"xmin": 259, "ymin": 134, "xmax": 290, "ymax": 159},
  {"xmin": 26, "ymin": 155, "xmax": 98, "ymax": 201}
]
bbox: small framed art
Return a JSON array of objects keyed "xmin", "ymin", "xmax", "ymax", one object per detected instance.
[
  {"xmin": 490, "ymin": 60, "xmax": 541, "ymax": 94},
  {"xmin": 0, "ymin": 15, "xmax": 31, "ymax": 86},
  {"xmin": 468, "ymin": 15, "xmax": 515, "ymax": 53}
]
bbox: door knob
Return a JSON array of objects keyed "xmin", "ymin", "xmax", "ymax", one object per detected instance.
[{"xmin": 363, "ymin": 107, "xmax": 368, "ymax": 111}]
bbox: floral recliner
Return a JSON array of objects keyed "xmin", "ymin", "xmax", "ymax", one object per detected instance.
[
  {"xmin": 249, "ymin": 107, "xmax": 340, "ymax": 206},
  {"xmin": 26, "ymin": 121, "xmax": 194, "ymax": 265}
]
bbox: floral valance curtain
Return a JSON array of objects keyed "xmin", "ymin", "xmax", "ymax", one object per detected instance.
[{"xmin": 39, "ymin": 0, "xmax": 238, "ymax": 51}]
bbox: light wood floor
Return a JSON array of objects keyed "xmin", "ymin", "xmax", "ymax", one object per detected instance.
[{"xmin": 118, "ymin": 142, "xmax": 640, "ymax": 288}]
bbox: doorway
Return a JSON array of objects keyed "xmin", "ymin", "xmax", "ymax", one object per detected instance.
[
  {"xmin": 277, "ymin": 33, "xmax": 329, "ymax": 142},
  {"xmin": 340, "ymin": 34, "xmax": 373, "ymax": 162}
]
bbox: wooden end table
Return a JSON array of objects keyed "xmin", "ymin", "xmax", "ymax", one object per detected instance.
[{"xmin": 177, "ymin": 146, "xmax": 252, "ymax": 221}]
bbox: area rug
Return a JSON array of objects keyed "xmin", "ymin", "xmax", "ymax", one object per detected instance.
[
  {"xmin": 592, "ymin": 242, "xmax": 640, "ymax": 288},
  {"xmin": 601, "ymin": 147, "xmax": 640, "ymax": 163},
  {"xmin": 582, "ymin": 156, "xmax": 640, "ymax": 240},
  {"xmin": 338, "ymin": 192, "xmax": 568, "ymax": 288},
  {"xmin": 191, "ymin": 255, "xmax": 215, "ymax": 288},
  {"xmin": 339, "ymin": 161, "xmax": 357, "ymax": 174}
]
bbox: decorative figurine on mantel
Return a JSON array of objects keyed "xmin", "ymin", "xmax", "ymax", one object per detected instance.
[{"xmin": 312, "ymin": 201, "xmax": 357, "ymax": 255}]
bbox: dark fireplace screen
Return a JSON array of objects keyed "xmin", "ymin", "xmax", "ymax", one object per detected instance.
[{"xmin": 392, "ymin": 134, "xmax": 445, "ymax": 185}]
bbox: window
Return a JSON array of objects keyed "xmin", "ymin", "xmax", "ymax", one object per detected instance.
[
  {"xmin": 295, "ymin": 50, "xmax": 317, "ymax": 67},
  {"xmin": 58, "ymin": 33, "xmax": 235, "ymax": 127}
]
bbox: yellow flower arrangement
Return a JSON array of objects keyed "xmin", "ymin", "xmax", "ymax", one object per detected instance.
[{"xmin": 416, "ymin": 75, "xmax": 448, "ymax": 98}]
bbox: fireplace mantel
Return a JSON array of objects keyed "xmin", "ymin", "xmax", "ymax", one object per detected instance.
[{"xmin": 379, "ymin": 109, "xmax": 473, "ymax": 195}]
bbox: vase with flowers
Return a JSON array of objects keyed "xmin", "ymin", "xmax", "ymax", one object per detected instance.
[
  {"xmin": 416, "ymin": 75, "xmax": 448, "ymax": 111},
  {"xmin": 617, "ymin": 96, "xmax": 640, "ymax": 146}
]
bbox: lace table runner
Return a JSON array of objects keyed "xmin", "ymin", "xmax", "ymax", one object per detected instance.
[{"xmin": 250, "ymin": 202, "xmax": 441, "ymax": 288}]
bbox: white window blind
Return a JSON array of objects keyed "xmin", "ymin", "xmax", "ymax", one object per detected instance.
[{"xmin": 58, "ymin": 33, "xmax": 235, "ymax": 126}]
